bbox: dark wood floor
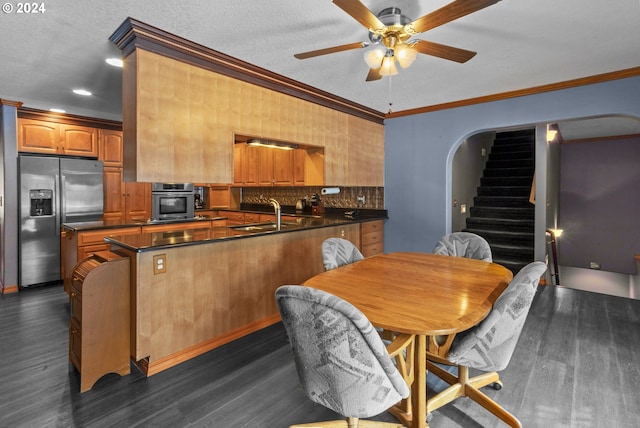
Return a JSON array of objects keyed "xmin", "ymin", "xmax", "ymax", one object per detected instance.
[{"xmin": 1, "ymin": 283, "xmax": 639, "ymax": 427}]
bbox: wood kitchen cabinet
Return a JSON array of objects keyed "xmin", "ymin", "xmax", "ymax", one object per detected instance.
[
  {"xmin": 257, "ymin": 146, "xmax": 294, "ymax": 186},
  {"xmin": 361, "ymin": 220, "xmax": 384, "ymax": 257},
  {"xmin": 63, "ymin": 226, "xmax": 141, "ymax": 293},
  {"xmin": 103, "ymin": 166, "xmax": 151, "ymax": 223},
  {"xmin": 69, "ymin": 251, "xmax": 130, "ymax": 392},
  {"xmin": 234, "ymin": 143, "xmax": 294, "ymax": 186},
  {"xmin": 18, "ymin": 118, "xmax": 98, "ymax": 157},
  {"xmin": 99, "ymin": 129, "xmax": 124, "ymax": 167},
  {"xmin": 293, "ymin": 149, "xmax": 306, "ymax": 185},
  {"xmin": 208, "ymin": 186, "xmax": 231, "ymax": 209}
]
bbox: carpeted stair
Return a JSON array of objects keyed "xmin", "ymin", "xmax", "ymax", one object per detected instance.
[{"xmin": 463, "ymin": 129, "xmax": 536, "ymax": 274}]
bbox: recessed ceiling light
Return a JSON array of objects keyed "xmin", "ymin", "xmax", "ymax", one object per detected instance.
[
  {"xmin": 73, "ymin": 89, "xmax": 92, "ymax": 96},
  {"xmin": 106, "ymin": 58, "xmax": 123, "ymax": 67},
  {"xmin": 49, "ymin": 108, "xmax": 66, "ymax": 113}
]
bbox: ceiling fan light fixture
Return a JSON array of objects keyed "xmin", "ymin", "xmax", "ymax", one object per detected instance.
[
  {"xmin": 379, "ymin": 55, "xmax": 398, "ymax": 76},
  {"xmin": 395, "ymin": 44, "xmax": 417, "ymax": 69},
  {"xmin": 364, "ymin": 45, "xmax": 386, "ymax": 68}
]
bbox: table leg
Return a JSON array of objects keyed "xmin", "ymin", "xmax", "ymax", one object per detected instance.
[
  {"xmin": 388, "ymin": 333, "xmax": 427, "ymax": 428},
  {"xmin": 411, "ymin": 334, "xmax": 428, "ymax": 428}
]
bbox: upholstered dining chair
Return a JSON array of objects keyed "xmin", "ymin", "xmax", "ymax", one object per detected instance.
[
  {"xmin": 432, "ymin": 232, "xmax": 493, "ymax": 262},
  {"xmin": 322, "ymin": 237, "xmax": 364, "ymax": 271},
  {"xmin": 275, "ymin": 285, "xmax": 414, "ymax": 428},
  {"xmin": 426, "ymin": 261, "xmax": 547, "ymax": 427}
]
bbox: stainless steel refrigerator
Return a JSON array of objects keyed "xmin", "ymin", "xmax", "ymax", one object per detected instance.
[{"xmin": 19, "ymin": 155, "xmax": 104, "ymax": 287}]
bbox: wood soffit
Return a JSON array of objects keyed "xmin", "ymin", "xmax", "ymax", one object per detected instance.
[{"xmin": 109, "ymin": 18, "xmax": 385, "ymax": 125}]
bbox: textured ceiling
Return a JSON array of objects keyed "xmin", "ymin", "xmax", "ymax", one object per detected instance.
[{"xmin": 1, "ymin": 0, "xmax": 639, "ymax": 138}]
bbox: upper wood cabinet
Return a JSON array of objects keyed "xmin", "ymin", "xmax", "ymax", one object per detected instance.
[
  {"xmin": 18, "ymin": 118, "xmax": 98, "ymax": 157},
  {"xmin": 293, "ymin": 149, "xmax": 306, "ymax": 186},
  {"xmin": 99, "ymin": 129, "xmax": 124, "ymax": 167},
  {"xmin": 236, "ymin": 144, "xmax": 294, "ymax": 186},
  {"xmin": 234, "ymin": 142, "xmax": 323, "ymax": 187}
]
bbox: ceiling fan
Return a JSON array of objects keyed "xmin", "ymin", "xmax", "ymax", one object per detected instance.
[{"xmin": 294, "ymin": 0, "xmax": 501, "ymax": 81}]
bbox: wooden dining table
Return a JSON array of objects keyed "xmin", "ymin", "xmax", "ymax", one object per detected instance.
[{"xmin": 302, "ymin": 252, "xmax": 513, "ymax": 428}]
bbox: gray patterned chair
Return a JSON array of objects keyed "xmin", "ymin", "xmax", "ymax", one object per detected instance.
[
  {"xmin": 432, "ymin": 232, "xmax": 493, "ymax": 262},
  {"xmin": 426, "ymin": 261, "xmax": 547, "ymax": 427},
  {"xmin": 276, "ymin": 285, "xmax": 414, "ymax": 428},
  {"xmin": 322, "ymin": 238, "xmax": 365, "ymax": 271}
]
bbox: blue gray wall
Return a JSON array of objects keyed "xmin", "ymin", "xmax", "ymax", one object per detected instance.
[
  {"xmin": 384, "ymin": 76, "xmax": 640, "ymax": 258},
  {"xmin": 559, "ymin": 136, "xmax": 640, "ymax": 274}
]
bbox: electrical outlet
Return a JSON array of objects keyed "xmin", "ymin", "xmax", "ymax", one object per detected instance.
[
  {"xmin": 153, "ymin": 254, "xmax": 167, "ymax": 274},
  {"xmin": 357, "ymin": 195, "xmax": 365, "ymax": 204},
  {"xmin": 590, "ymin": 262, "xmax": 601, "ymax": 270},
  {"xmin": 461, "ymin": 204, "xmax": 467, "ymax": 214},
  {"xmin": 481, "ymin": 148, "xmax": 487, "ymax": 157}
]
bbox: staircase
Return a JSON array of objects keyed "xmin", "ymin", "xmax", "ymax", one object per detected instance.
[{"xmin": 463, "ymin": 129, "xmax": 535, "ymax": 274}]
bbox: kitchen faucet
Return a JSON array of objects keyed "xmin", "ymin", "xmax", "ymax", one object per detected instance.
[{"xmin": 269, "ymin": 198, "xmax": 281, "ymax": 230}]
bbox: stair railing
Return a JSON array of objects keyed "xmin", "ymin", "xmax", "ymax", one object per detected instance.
[{"xmin": 545, "ymin": 229, "xmax": 560, "ymax": 285}]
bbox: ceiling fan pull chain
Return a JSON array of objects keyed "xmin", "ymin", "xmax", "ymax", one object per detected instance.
[{"xmin": 387, "ymin": 76, "xmax": 394, "ymax": 113}]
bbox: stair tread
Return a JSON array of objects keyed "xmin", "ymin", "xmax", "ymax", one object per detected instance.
[
  {"xmin": 464, "ymin": 228, "xmax": 534, "ymax": 237},
  {"xmin": 490, "ymin": 242, "xmax": 535, "ymax": 250}
]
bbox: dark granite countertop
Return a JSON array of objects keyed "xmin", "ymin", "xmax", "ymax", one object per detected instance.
[
  {"xmin": 62, "ymin": 206, "xmax": 387, "ymax": 253},
  {"xmin": 104, "ymin": 213, "xmax": 386, "ymax": 252}
]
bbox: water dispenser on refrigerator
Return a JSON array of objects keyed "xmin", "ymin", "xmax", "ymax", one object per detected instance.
[{"xmin": 29, "ymin": 189, "xmax": 53, "ymax": 217}]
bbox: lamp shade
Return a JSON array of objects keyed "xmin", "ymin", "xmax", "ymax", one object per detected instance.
[
  {"xmin": 395, "ymin": 45, "xmax": 417, "ymax": 69},
  {"xmin": 379, "ymin": 56, "xmax": 398, "ymax": 76},
  {"xmin": 364, "ymin": 46, "xmax": 385, "ymax": 68}
]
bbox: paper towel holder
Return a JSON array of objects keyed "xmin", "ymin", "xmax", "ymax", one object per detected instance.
[{"xmin": 321, "ymin": 187, "xmax": 340, "ymax": 195}]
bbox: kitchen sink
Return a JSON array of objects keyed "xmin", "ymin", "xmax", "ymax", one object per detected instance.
[{"xmin": 229, "ymin": 222, "xmax": 301, "ymax": 232}]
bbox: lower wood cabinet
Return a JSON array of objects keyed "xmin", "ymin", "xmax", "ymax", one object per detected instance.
[
  {"xmin": 64, "ymin": 226, "xmax": 141, "ymax": 293},
  {"xmin": 361, "ymin": 220, "xmax": 384, "ymax": 257},
  {"xmin": 69, "ymin": 251, "xmax": 130, "ymax": 392}
]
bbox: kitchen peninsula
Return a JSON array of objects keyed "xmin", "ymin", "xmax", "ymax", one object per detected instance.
[{"xmin": 63, "ymin": 210, "xmax": 385, "ymax": 376}]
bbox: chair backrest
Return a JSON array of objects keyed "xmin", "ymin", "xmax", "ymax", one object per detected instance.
[
  {"xmin": 447, "ymin": 261, "xmax": 547, "ymax": 372},
  {"xmin": 275, "ymin": 285, "xmax": 409, "ymax": 418},
  {"xmin": 433, "ymin": 232, "xmax": 493, "ymax": 262},
  {"xmin": 322, "ymin": 237, "xmax": 364, "ymax": 270}
]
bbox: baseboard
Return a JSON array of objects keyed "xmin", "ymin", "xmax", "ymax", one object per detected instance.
[
  {"xmin": 1, "ymin": 285, "xmax": 19, "ymax": 294},
  {"xmin": 134, "ymin": 313, "xmax": 282, "ymax": 376}
]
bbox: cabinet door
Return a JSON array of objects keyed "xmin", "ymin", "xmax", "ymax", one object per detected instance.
[
  {"xmin": 272, "ymin": 149, "xmax": 294, "ymax": 186},
  {"xmin": 99, "ymin": 129, "xmax": 123, "ymax": 167},
  {"xmin": 240, "ymin": 144, "xmax": 260, "ymax": 186},
  {"xmin": 103, "ymin": 167, "xmax": 125, "ymax": 221},
  {"xmin": 233, "ymin": 144, "xmax": 244, "ymax": 185},
  {"xmin": 59, "ymin": 124, "xmax": 98, "ymax": 157},
  {"xmin": 209, "ymin": 186, "xmax": 230, "ymax": 209},
  {"xmin": 256, "ymin": 146, "xmax": 274, "ymax": 186},
  {"xmin": 17, "ymin": 118, "xmax": 59, "ymax": 154},
  {"xmin": 294, "ymin": 149, "xmax": 306, "ymax": 185},
  {"xmin": 125, "ymin": 182, "xmax": 151, "ymax": 223}
]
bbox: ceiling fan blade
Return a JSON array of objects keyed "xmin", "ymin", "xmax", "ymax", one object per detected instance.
[
  {"xmin": 294, "ymin": 42, "xmax": 365, "ymax": 59},
  {"xmin": 333, "ymin": 0, "xmax": 385, "ymax": 31},
  {"xmin": 406, "ymin": 0, "xmax": 501, "ymax": 34},
  {"xmin": 366, "ymin": 67, "xmax": 382, "ymax": 82},
  {"xmin": 412, "ymin": 40, "xmax": 477, "ymax": 63}
]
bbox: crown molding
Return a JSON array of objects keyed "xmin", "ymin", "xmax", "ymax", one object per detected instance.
[
  {"xmin": 1, "ymin": 99, "xmax": 23, "ymax": 108},
  {"xmin": 18, "ymin": 107, "xmax": 122, "ymax": 130},
  {"xmin": 386, "ymin": 66, "xmax": 640, "ymax": 119}
]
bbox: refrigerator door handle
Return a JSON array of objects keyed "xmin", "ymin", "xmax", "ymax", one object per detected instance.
[{"xmin": 56, "ymin": 173, "xmax": 62, "ymax": 236}]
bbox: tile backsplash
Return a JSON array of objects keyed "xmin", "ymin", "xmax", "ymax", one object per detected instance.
[{"xmin": 241, "ymin": 186, "xmax": 384, "ymax": 209}]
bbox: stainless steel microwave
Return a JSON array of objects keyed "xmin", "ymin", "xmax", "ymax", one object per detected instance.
[{"xmin": 151, "ymin": 183, "xmax": 195, "ymax": 221}]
